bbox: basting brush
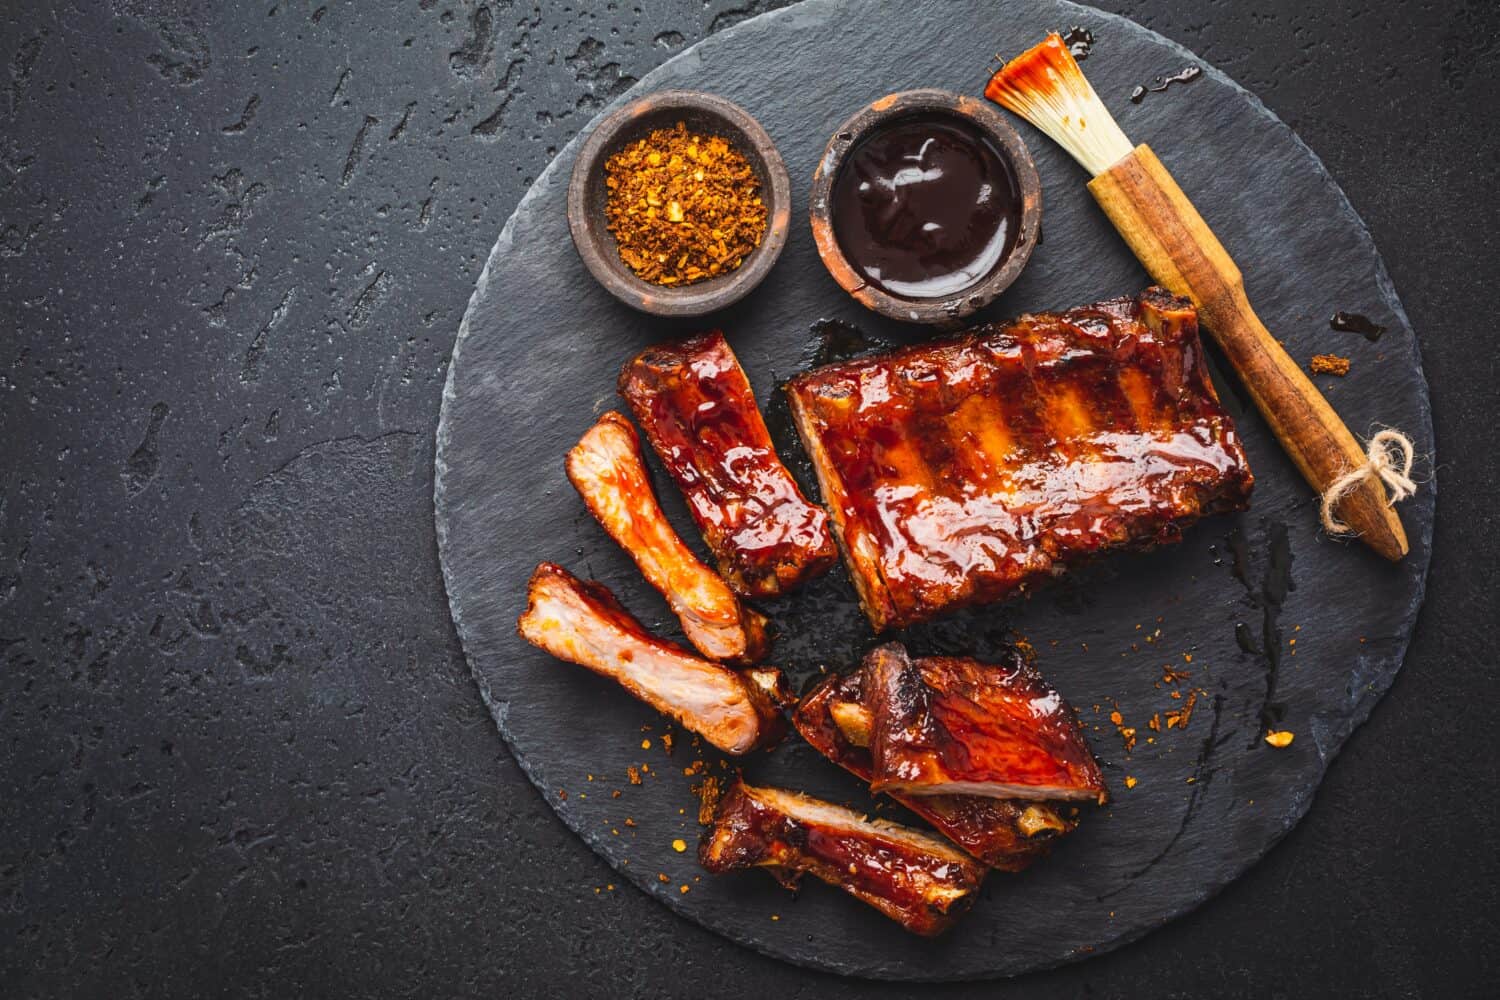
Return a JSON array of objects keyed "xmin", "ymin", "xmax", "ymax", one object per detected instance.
[{"xmin": 987, "ymin": 34, "xmax": 1410, "ymax": 561}]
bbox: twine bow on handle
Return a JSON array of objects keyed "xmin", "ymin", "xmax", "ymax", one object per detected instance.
[{"xmin": 1319, "ymin": 429, "xmax": 1417, "ymax": 536}]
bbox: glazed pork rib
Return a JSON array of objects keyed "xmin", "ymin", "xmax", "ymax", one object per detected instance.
[
  {"xmin": 786, "ymin": 288, "xmax": 1253, "ymax": 631},
  {"xmin": 794, "ymin": 645, "xmax": 1074, "ymax": 871},
  {"xmin": 699, "ymin": 779, "xmax": 985, "ymax": 936},
  {"xmin": 619, "ymin": 331, "xmax": 838, "ymax": 598},
  {"xmin": 566, "ymin": 411, "xmax": 769, "ymax": 664},
  {"xmin": 516, "ymin": 563, "xmax": 785, "ymax": 755},
  {"xmin": 865, "ymin": 644, "xmax": 1106, "ymax": 803}
]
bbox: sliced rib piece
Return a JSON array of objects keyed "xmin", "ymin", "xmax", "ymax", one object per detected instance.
[
  {"xmin": 699, "ymin": 779, "xmax": 984, "ymax": 936},
  {"xmin": 794, "ymin": 647, "xmax": 1073, "ymax": 871},
  {"xmin": 619, "ymin": 331, "xmax": 837, "ymax": 598},
  {"xmin": 516, "ymin": 563, "xmax": 785, "ymax": 755},
  {"xmin": 864, "ymin": 644, "xmax": 1106, "ymax": 803},
  {"xmin": 786, "ymin": 288, "xmax": 1254, "ymax": 630},
  {"xmin": 566, "ymin": 411, "xmax": 769, "ymax": 664}
]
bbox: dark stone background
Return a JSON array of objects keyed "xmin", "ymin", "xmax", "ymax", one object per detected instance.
[{"xmin": 0, "ymin": 1, "xmax": 1494, "ymax": 996}]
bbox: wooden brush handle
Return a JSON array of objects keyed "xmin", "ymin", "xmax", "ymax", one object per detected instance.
[{"xmin": 1088, "ymin": 145, "xmax": 1408, "ymax": 561}]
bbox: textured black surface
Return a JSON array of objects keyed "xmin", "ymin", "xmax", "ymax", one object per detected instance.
[
  {"xmin": 0, "ymin": 0, "xmax": 1496, "ymax": 996},
  {"xmin": 435, "ymin": 0, "xmax": 1435, "ymax": 978}
]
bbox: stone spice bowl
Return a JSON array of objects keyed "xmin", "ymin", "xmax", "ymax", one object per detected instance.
[
  {"xmin": 567, "ymin": 90, "xmax": 792, "ymax": 318},
  {"xmin": 809, "ymin": 89, "xmax": 1042, "ymax": 327}
]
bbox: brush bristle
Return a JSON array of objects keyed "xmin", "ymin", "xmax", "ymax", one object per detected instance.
[{"xmin": 986, "ymin": 33, "xmax": 1133, "ymax": 177}]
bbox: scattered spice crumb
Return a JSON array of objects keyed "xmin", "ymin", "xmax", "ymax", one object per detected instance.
[
  {"xmin": 1310, "ymin": 353, "xmax": 1351, "ymax": 376},
  {"xmin": 641, "ymin": 738, "xmax": 652, "ymax": 750},
  {"xmin": 626, "ymin": 767, "xmax": 642, "ymax": 786},
  {"xmin": 557, "ymin": 789, "xmax": 567, "ymax": 801},
  {"xmin": 658, "ymin": 873, "xmax": 670, "ymax": 883},
  {"xmin": 1107, "ymin": 706, "xmax": 1136, "ymax": 752},
  {"xmin": 672, "ymin": 838, "xmax": 687, "ymax": 853},
  {"xmin": 624, "ymin": 817, "xmax": 636, "ymax": 828},
  {"xmin": 611, "ymin": 790, "xmax": 621, "ymax": 799},
  {"xmin": 661, "ymin": 733, "xmax": 674, "ymax": 754},
  {"xmin": 1264, "ymin": 730, "xmax": 1295, "ymax": 748},
  {"xmin": 770, "ymin": 914, "xmax": 780, "ymax": 921},
  {"xmin": 1124, "ymin": 776, "xmax": 1138, "ymax": 789},
  {"xmin": 696, "ymin": 775, "xmax": 723, "ymax": 825},
  {"xmin": 679, "ymin": 885, "xmax": 690, "ymax": 894},
  {"xmin": 1164, "ymin": 689, "xmax": 1202, "ymax": 729}
]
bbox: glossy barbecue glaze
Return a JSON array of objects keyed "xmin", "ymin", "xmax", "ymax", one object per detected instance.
[
  {"xmin": 699, "ymin": 780, "xmax": 985, "ymax": 936},
  {"xmin": 566, "ymin": 411, "xmax": 769, "ymax": 664},
  {"xmin": 786, "ymin": 288, "xmax": 1253, "ymax": 630},
  {"xmin": 864, "ymin": 644, "xmax": 1106, "ymax": 802},
  {"xmin": 516, "ymin": 563, "xmax": 785, "ymax": 754},
  {"xmin": 619, "ymin": 331, "xmax": 837, "ymax": 597},
  {"xmin": 795, "ymin": 647, "xmax": 1073, "ymax": 870}
]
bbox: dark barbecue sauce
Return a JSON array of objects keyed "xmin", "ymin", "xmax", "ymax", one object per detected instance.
[
  {"xmin": 832, "ymin": 118, "xmax": 1021, "ymax": 300},
  {"xmin": 1130, "ymin": 65, "xmax": 1203, "ymax": 103},
  {"xmin": 1061, "ymin": 25, "xmax": 1095, "ymax": 59},
  {"xmin": 1330, "ymin": 310, "xmax": 1386, "ymax": 342}
]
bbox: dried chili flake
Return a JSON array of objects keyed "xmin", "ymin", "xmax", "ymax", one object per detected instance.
[{"xmin": 603, "ymin": 122, "xmax": 767, "ymax": 286}]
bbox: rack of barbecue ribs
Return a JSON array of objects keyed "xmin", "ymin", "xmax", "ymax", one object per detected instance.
[
  {"xmin": 786, "ymin": 288, "xmax": 1254, "ymax": 631},
  {"xmin": 516, "ymin": 563, "xmax": 787, "ymax": 755},
  {"xmin": 566, "ymin": 412, "xmax": 769, "ymax": 665},
  {"xmin": 619, "ymin": 331, "xmax": 838, "ymax": 598},
  {"xmin": 699, "ymin": 779, "xmax": 985, "ymax": 936},
  {"xmin": 794, "ymin": 644, "xmax": 1078, "ymax": 871}
]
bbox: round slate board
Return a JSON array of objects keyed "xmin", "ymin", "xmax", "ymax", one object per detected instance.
[{"xmin": 434, "ymin": 0, "xmax": 1434, "ymax": 980}]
